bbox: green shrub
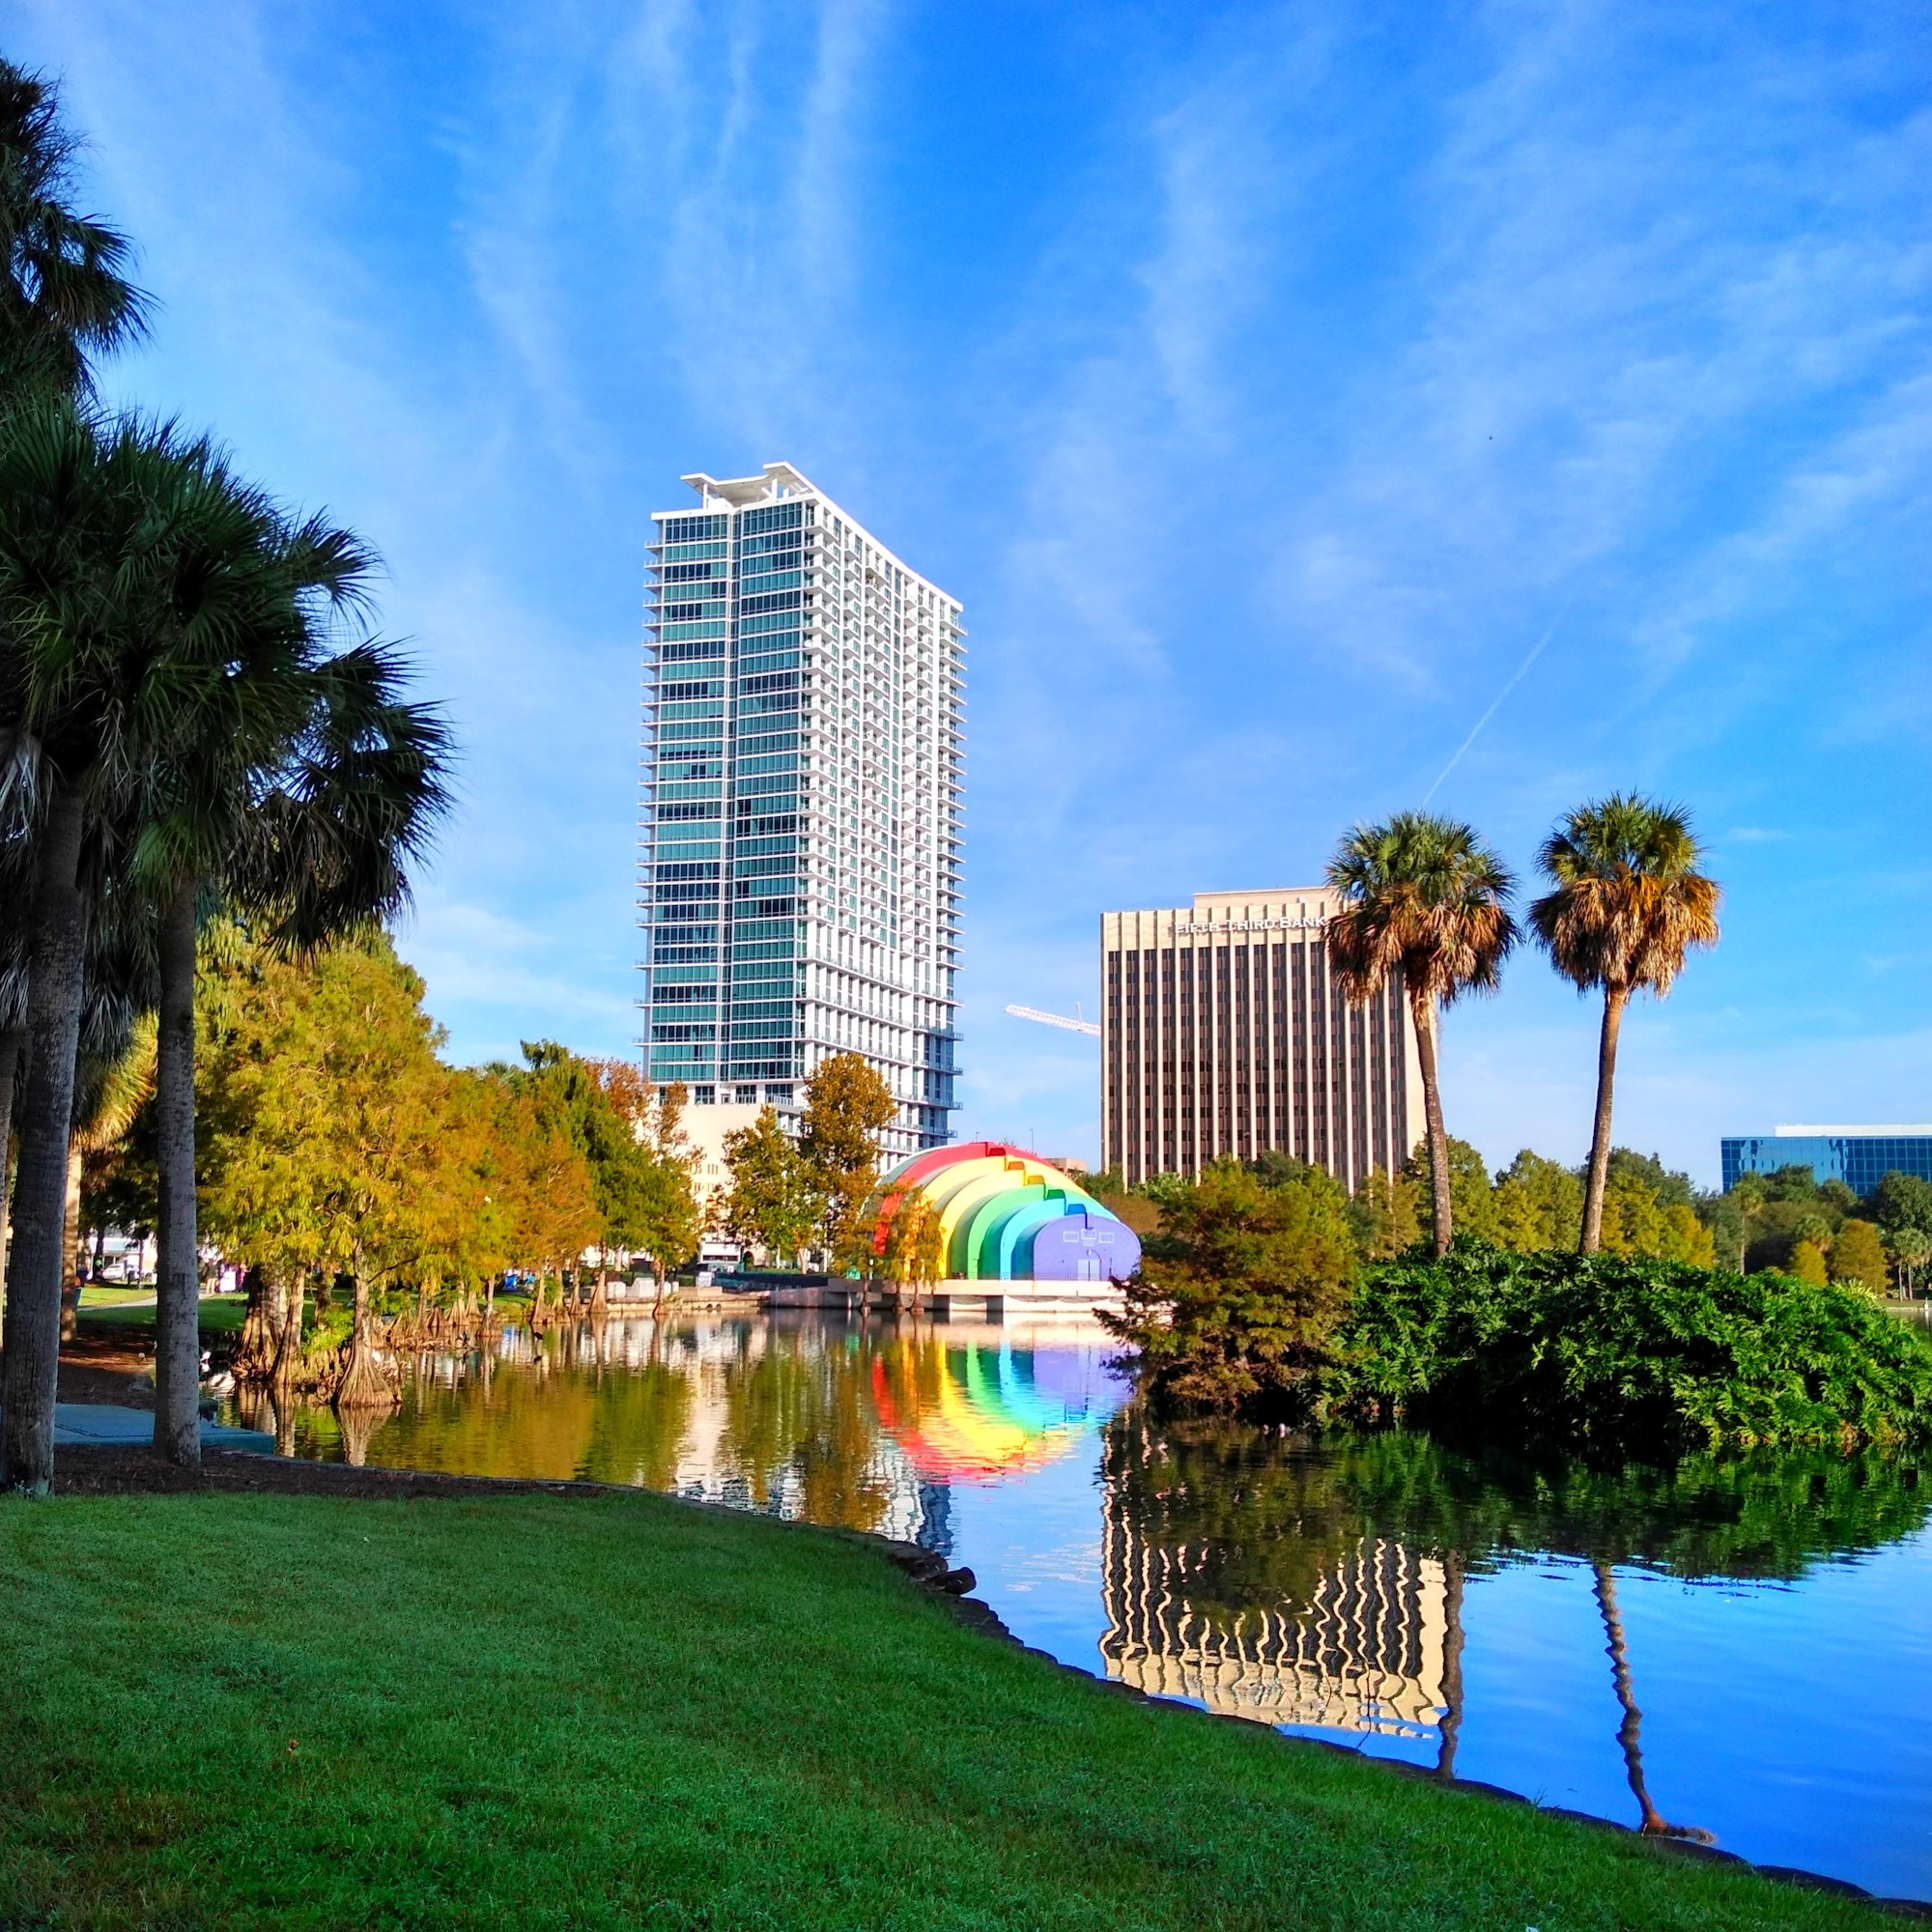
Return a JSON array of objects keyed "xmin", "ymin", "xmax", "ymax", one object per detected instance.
[
  {"xmin": 1101, "ymin": 1159, "xmax": 1356, "ymax": 1413},
  {"xmin": 1327, "ymin": 1242, "xmax": 1932, "ymax": 1449}
]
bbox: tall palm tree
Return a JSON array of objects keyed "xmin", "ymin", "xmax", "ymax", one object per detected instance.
[
  {"xmin": 1529, "ymin": 795, "xmax": 1719, "ymax": 1254},
  {"xmin": 0, "ymin": 61, "xmax": 143, "ymax": 1356},
  {"xmin": 0, "ymin": 401, "xmax": 439, "ymax": 1489},
  {"xmin": 0, "ymin": 399, "xmax": 152, "ymax": 1492},
  {"xmin": 0, "ymin": 57, "xmax": 148, "ymax": 400},
  {"xmin": 139, "ymin": 632, "xmax": 450, "ymax": 1467},
  {"xmin": 123, "ymin": 464, "xmax": 368, "ymax": 1467},
  {"xmin": 1326, "ymin": 812, "xmax": 1518, "ymax": 1256}
]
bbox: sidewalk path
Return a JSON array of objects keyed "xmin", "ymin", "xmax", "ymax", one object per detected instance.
[{"xmin": 53, "ymin": 1404, "xmax": 274, "ymax": 1454}]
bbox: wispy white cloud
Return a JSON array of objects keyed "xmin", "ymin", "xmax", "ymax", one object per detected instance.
[{"xmin": 14, "ymin": 0, "xmax": 1927, "ymax": 1166}]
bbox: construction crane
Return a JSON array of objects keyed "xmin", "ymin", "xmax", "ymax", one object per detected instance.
[{"xmin": 1006, "ymin": 1003, "xmax": 1100, "ymax": 1037}]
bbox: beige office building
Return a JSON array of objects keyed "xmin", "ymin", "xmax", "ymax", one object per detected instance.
[{"xmin": 1101, "ymin": 889, "xmax": 1425, "ymax": 1188}]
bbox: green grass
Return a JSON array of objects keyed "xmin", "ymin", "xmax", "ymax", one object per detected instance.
[
  {"xmin": 0, "ymin": 1488, "xmax": 1892, "ymax": 1931},
  {"xmin": 73, "ymin": 1292, "xmax": 247, "ymax": 1335},
  {"xmin": 75, "ymin": 1285, "xmax": 156, "ymax": 1309}
]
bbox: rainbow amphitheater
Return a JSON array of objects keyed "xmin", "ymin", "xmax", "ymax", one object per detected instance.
[{"xmin": 866, "ymin": 1142, "xmax": 1142, "ymax": 1295}]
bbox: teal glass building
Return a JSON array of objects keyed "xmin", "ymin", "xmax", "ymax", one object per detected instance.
[
  {"xmin": 1721, "ymin": 1128, "xmax": 1932, "ymax": 1196},
  {"xmin": 640, "ymin": 466, "xmax": 963, "ymax": 1155}
]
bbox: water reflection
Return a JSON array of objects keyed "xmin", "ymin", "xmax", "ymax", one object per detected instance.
[
  {"xmin": 231, "ymin": 1312, "xmax": 1118, "ymax": 1546},
  {"xmin": 226, "ymin": 1312, "xmax": 1932, "ymax": 1894},
  {"xmin": 1096, "ymin": 1416, "xmax": 1929, "ymax": 1842}
]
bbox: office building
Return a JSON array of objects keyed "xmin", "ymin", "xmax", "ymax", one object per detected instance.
[
  {"xmin": 1721, "ymin": 1126, "xmax": 1932, "ymax": 1197},
  {"xmin": 641, "ymin": 464, "xmax": 962, "ymax": 1156},
  {"xmin": 1101, "ymin": 890, "xmax": 1424, "ymax": 1189}
]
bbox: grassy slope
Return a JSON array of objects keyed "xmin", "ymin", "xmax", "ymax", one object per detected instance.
[
  {"xmin": 73, "ymin": 1293, "xmax": 248, "ymax": 1335},
  {"xmin": 75, "ymin": 1286, "xmax": 158, "ymax": 1309},
  {"xmin": 0, "ymin": 1489, "xmax": 1889, "ymax": 1932}
]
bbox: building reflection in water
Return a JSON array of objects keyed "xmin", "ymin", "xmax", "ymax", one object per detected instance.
[
  {"xmin": 1100, "ymin": 1485, "xmax": 1451, "ymax": 1743},
  {"xmin": 1097, "ymin": 1413, "xmax": 1462, "ymax": 1747},
  {"xmin": 233, "ymin": 1311, "xmax": 1121, "ymax": 1557}
]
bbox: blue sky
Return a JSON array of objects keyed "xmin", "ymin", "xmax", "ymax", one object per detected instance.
[{"xmin": 15, "ymin": 1, "xmax": 1929, "ymax": 1184}]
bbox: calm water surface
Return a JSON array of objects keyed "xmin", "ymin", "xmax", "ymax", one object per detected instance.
[{"xmin": 227, "ymin": 1310, "xmax": 1932, "ymax": 1901}]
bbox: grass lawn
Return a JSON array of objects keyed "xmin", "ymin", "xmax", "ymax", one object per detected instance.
[
  {"xmin": 75, "ymin": 1285, "xmax": 157, "ymax": 1309},
  {"xmin": 0, "ymin": 1484, "xmax": 1893, "ymax": 1932},
  {"xmin": 73, "ymin": 1292, "xmax": 248, "ymax": 1335}
]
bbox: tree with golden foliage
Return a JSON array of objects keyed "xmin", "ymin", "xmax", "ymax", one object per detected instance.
[
  {"xmin": 719, "ymin": 1106, "xmax": 821, "ymax": 1267},
  {"xmin": 801, "ymin": 1052, "xmax": 898, "ymax": 1274},
  {"xmin": 880, "ymin": 1191, "xmax": 949, "ymax": 1313},
  {"xmin": 1529, "ymin": 796, "xmax": 1719, "ymax": 1255},
  {"xmin": 1325, "ymin": 812, "xmax": 1518, "ymax": 1256}
]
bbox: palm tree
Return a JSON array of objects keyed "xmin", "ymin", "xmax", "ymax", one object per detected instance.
[
  {"xmin": 0, "ymin": 62, "xmax": 144, "ymax": 1360},
  {"xmin": 0, "ymin": 58, "xmax": 149, "ymax": 402},
  {"xmin": 0, "ymin": 399, "xmax": 151, "ymax": 1492},
  {"xmin": 0, "ymin": 399, "xmax": 445, "ymax": 1487},
  {"xmin": 1529, "ymin": 795, "xmax": 1719, "ymax": 1254},
  {"xmin": 128, "ymin": 473, "xmax": 448, "ymax": 1467},
  {"xmin": 1326, "ymin": 812, "xmax": 1518, "ymax": 1256}
]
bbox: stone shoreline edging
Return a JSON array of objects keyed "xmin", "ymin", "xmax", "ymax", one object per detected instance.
[{"xmin": 162, "ymin": 1450, "xmax": 1931, "ymax": 1923}]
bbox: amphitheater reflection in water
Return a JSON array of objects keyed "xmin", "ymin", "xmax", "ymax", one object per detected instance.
[{"xmin": 228, "ymin": 1309, "xmax": 1932, "ymax": 1902}]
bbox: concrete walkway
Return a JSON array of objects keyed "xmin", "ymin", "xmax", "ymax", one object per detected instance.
[{"xmin": 53, "ymin": 1404, "xmax": 275, "ymax": 1454}]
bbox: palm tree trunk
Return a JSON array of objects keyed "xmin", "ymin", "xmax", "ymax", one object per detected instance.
[
  {"xmin": 2, "ymin": 785, "xmax": 92, "ymax": 1493},
  {"xmin": 1409, "ymin": 991, "xmax": 1453, "ymax": 1256},
  {"xmin": 0, "ymin": 1023, "xmax": 21, "ymax": 1304},
  {"xmin": 1580, "ymin": 987, "xmax": 1628, "ymax": 1255},
  {"xmin": 153, "ymin": 876, "xmax": 203, "ymax": 1466}
]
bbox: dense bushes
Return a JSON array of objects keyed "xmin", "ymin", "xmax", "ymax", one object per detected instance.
[
  {"xmin": 1328, "ymin": 1244, "xmax": 1932, "ymax": 1450},
  {"xmin": 1103, "ymin": 1157, "xmax": 1932, "ymax": 1446},
  {"xmin": 1098, "ymin": 1161, "xmax": 1357, "ymax": 1412}
]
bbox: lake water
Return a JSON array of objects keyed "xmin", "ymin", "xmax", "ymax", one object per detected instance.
[{"xmin": 226, "ymin": 1309, "xmax": 1932, "ymax": 1903}]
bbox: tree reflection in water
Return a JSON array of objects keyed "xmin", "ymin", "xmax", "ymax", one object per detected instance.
[
  {"xmin": 1100, "ymin": 1413, "xmax": 1929, "ymax": 1833},
  {"xmin": 229, "ymin": 1320, "xmax": 1931, "ymax": 1845},
  {"xmin": 1593, "ymin": 1563, "xmax": 1715, "ymax": 1841}
]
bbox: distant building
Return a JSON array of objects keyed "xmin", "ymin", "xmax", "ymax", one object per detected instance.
[
  {"xmin": 1721, "ymin": 1126, "xmax": 1932, "ymax": 1196},
  {"xmin": 641, "ymin": 464, "xmax": 963, "ymax": 1157},
  {"xmin": 1099, "ymin": 890, "xmax": 1424, "ymax": 1189}
]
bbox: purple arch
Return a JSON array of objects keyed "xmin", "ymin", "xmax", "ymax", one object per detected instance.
[{"xmin": 1024, "ymin": 1212, "xmax": 1141, "ymax": 1283}]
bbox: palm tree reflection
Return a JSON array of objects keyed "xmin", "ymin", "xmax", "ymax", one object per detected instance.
[
  {"xmin": 1592, "ymin": 1563, "xmax": 1714, "ymax": 1842},
  {"xmin": 1435, "ymin": 1549, "xmax": 1464, "ymax": 1778}
]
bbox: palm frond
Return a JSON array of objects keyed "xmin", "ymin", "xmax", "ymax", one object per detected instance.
[
  {"xmin": 1323, "ymin": 810, "xmax": 1518, "ymax": 1009},
  {"xmin": 1530, "ymin": 793, "xmax": 1720, "ymax": 998}
]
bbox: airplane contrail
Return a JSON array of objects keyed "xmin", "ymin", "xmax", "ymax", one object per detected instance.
[{"xmin": 1422, "ymin": 600, "xmax": 1572, "ymax": 806}]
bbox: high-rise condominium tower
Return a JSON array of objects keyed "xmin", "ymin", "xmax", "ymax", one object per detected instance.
[
  {"xmin": 1101, "ymin": 891, "xmax": 1423, "ymax": 1189},
  {"xmin": 641, "ymin": 464, "xmax": 963, "ymax": 1156}
]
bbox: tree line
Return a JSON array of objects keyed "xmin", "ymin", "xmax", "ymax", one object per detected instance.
[
  {"xmin": 1097, "ymin": 798, "xmax": 1932, "ymax": 1437},
  {"xmin": 69, "ymin": 920, "xmax": 913, "ymax": 1382},
  {"xmin": 1101, "ymin": 1155, "xmax": 1932, "ymax": 1444},
  {"xmin": 0, "ymin": 63, "xmax": 454, "ymax": 1486},
  {"xmin": 152, "ymin": 926, "xmax": 699, "ymax": 1399}
]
